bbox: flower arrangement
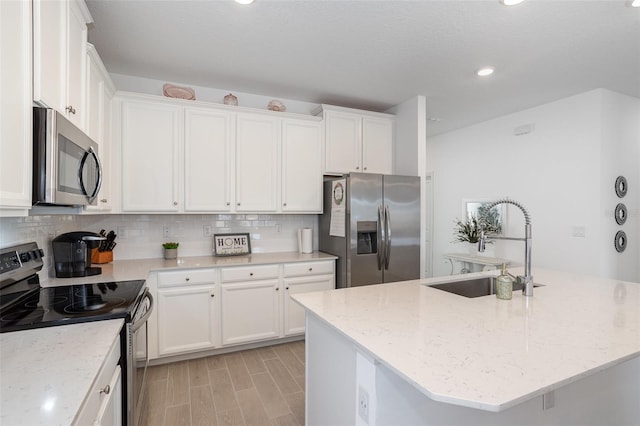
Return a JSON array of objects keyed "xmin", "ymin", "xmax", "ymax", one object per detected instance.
[{"xmin": 452, "ymin": 215, "xmax": 501, "ymax": 244}]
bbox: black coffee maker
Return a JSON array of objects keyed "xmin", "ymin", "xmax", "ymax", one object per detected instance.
[{"xmin": 52, "ymin": 231, "xmax": 106, "ymax": 278}]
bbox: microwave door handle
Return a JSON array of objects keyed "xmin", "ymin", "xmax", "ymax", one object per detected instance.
[{"xmin": 78, "ymin": 147, "xmax": 102, "ymax": 202}]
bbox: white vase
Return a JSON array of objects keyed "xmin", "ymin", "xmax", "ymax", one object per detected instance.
[{"xmin": 164, "ymin": 248, "xmax": 178, "ymax": 260}]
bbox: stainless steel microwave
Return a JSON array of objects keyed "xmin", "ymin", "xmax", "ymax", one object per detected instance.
[{"xmin": 33, "ymin": 107, "xmax": 102, "ymax": 206}]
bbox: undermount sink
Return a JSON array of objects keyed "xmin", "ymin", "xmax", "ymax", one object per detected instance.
[{"xmin": 428, "ymin": 277, "xmax": 544, "ymax": 298}]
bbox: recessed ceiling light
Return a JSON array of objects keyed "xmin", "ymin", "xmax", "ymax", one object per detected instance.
[
  {"xmin": 476, "ymin": 67, "xmax": 495, "ymax": 77},
  {"xmin": 500, "ymin": 0, "xmax": 525, "ymax": 5},
  {"xmin": 234, "ymin": 0, "xmax": 254, "ymax": 4},
  {"xmin": 629, "ymin": 0, "xmax": 640, "ymax": 7}
]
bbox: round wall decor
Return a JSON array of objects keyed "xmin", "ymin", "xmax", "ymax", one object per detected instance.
[
  {"xmin": 615, "ymin": 203, "xmax": 628, "ymax": 226},
  {"xmin": 614, "ymin": 231, "xmax": 627, "ymax": 253},
  {"xmin": 615, "ymin": 176, "xmax": 627, "ymax": 198}
]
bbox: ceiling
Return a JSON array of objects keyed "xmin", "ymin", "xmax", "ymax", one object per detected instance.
[{"xmin": 85, "ymin": 0, "xmax": 640, "ymax": 137}]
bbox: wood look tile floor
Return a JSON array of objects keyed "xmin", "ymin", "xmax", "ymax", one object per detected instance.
[{"xmin": 141, "ymin": 341, "xmax": 306, "ymax": 426}]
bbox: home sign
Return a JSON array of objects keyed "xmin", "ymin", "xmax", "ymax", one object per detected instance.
[{"xmin": 214, "ymin": 233, "xmax": 251, "ymax": 256}]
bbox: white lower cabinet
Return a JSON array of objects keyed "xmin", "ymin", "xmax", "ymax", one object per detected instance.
[
  {"xmin": 150, "ymin": 259, "xmax": 335, "ymax": 359},
  {"xmin": 220, "ymin": 265, "xmax": 281, "ymax": 345},
  {"xmin": 74, "ymin": 332, "xmax": 122, "ymax": 426},
  {"xmin": 284, "ymin": 275, "xmax": 334, "ymax": 336},
  {"xmin": 156, "ymin": 269, "xmax": 218, "ymax": 356}
]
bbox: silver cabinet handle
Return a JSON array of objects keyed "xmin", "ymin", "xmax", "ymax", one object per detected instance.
[
  {"xmin": 210, "ymin": 293, "xmax": 215, "ymax": 298},
  {"xmin": 226, "ymin": 202, "xmax": 230, "ymax": 206},
  {"xmin": 237, "ymin": 202, "xmax": 241, "ymax": 206},
  {"xmin": 100, "ymin": 199, "xmax": 107, "ymax": 203},
  {"xmin": 355, "ymin": 166, "xmax": 360, "ymax": 170},
  {"xmin": 276, "ymin": 287, "xmax": 279, "ymax": 291},
  {"xmin": 100, "ymin": 385, "xmax": 110, "ymax": 395},
  {"xmin": 283, "ymin": 203, "xmax": 287, "ymax": 207},
  {"xmin": 66, "ymin": 105, "xmax": 76, "ymax": 114},
  {"xmin": 308, "ymin": 267, "xmax": 313, "ymax": 271},
  {"xmin": 286, "ymin": 286, "xmax": 289, "ymax": 290},
  {"xmin": 173, "ymin": 201, "xmax": 178, "ymax": 206},
  {"xmin": 185, "ymin": 277, "xmax": 190, "ymax": 282},
  {"xmin": 364, "ymin": 166, "xmax": 368, "ymax": 171},
  {"xmin": 249, "ymin": 272, "xmax": 253, "ymax": 276}
]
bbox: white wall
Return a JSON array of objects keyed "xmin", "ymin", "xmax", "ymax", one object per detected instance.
[{"xmin": 426, "ymin": 89, "xmax": 640, "ymax": 281}]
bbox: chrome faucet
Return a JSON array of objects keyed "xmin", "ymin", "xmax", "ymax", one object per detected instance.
[{"xmin": 478, "ymin": 198, "xmax": 534, "ymax": 296}]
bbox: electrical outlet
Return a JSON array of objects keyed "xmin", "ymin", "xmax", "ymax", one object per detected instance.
[
  {"xmin": 358, "ymin": 386, "xmax": 369, "ymax": 423},
  {"xmin": 203, "ymin": 225, "xmax": 213, "ymax": 237},
  {"xmin": 163, "ymin": 225, "xmax": 170, "ymax": 238}
]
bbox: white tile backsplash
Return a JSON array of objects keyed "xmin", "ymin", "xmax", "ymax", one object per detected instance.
[{"xmin": 0, "ymin": 213, "xmax": 318, "ymax": 274}]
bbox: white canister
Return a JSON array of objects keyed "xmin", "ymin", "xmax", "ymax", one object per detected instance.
[{"xmin": 298, "ymin": 228, "xmax": 313, "ymax": 254}]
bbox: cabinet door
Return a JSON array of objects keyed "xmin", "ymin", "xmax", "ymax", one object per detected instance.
[
  {"xmin": 0, "ymin": 0, "xmax": 32, "ymax": 212},
  {"xmin": 281, "ymin": 119, "xmax": 322, "ymax": 212},
  {"xmin": 283, "ymin": 275, "xmax": 334, "ymax": 336},
  {"xmin": 32, "ymin": 0, "xmax": 65, "ymax": 112},
  {"xmin": 65, "ymin": 0, "xmax": 88, "ymax": 129},
  {"xmin": 362, "ymin": 116, "xmax": 393, "ymax": 174},
  {"xmin": 84, "ymin": 47, "xmax": 114, "ymax": 212},
  {"xmin": 324, "ymin": 110, "xmax": 361, "ymax": 174},
  {"xmin": 184, "ymin": 108, "xmax": 234, "ymax": 211},
  {"xmin": 121, "ymin": 101, "xmax": 182, "ymax": 212},
  {"xmin": 157, "ymin": 285, "xmax": 217, "ymax": 356},
  {"xmin": 93, "ymin": 365, "xmax": 122, "ymax": 426},
  {"xmin": 235, "ymin": 114, "xmax": 279, "ymax": 211},
  {"xmin": 221, "ymin": 279, "xmax": 280, "ymax": 345}
]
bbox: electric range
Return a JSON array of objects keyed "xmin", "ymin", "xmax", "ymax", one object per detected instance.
[{"xmin": 0, "ymin": 241, "xmax": 153, "ymax": 426}]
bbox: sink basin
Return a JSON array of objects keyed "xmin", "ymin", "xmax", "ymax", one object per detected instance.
[{"xmin": 428, "ymin": 277, "xmax": 543, "ymax": 298}]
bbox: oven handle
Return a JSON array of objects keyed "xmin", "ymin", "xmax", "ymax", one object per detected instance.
[{"xmin": 131, "ymin": 290, "xmax": 153, "ymax": 333}]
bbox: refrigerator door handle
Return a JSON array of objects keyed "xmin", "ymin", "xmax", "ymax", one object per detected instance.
[
  {"xmin": 377, "ymin": 204, "xmax": 384, "ymax": 270},
  {"xmin": 384, "ymin": 204, "xmax": 391, "ymax": 269}
]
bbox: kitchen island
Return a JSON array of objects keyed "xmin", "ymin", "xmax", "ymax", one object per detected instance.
[{"xmin": 293, "ymin": 268, "xmax": 640, "ymax": 425}]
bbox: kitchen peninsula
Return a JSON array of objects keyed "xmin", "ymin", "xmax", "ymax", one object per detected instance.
[{"xmin": 293, "ymin": 268, "xmax": 640, "ymax": 425}]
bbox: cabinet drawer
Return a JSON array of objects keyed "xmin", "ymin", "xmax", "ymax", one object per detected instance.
[
  {"xmin": 283, "ymin": 261, "xmax": 334, "ymax": 277},
  {"xmin": 74, "ymin": 336, "xmax": 121, "ymax": 425},
  {"xmin": 158, "ymin": 268, "xmax": 217, "ymax": 287},
  {"xmin": 221, "ymin": 265, "xmax": 279, "ymax": 282}
]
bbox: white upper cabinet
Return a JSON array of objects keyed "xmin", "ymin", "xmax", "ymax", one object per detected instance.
[
  {"xmin": 281, "ymin": 119, "xmax": 323, "ymax": 212},
  {"xmin": 318, "ymin": 105, "xmax": 394, "ymax": 175},
  {"xmin": 118, "ymin": 93, "xmax": 322, "ymax": 213},
  {"xmin": 120, "ymin": 99, "xmax": 182, "ymax": 212},
  {"xmin": 0, "ymin": 0, "xmax": 32, "ymax": 214},
  {"xmin": 362, "ymin": 116, "xmax": 394, "ymax": 174},
  {"xmin": 84, "ymin": 44, "xmax": 116, "ymax": 212},
  {"xmin": 33, "ymin": 0, "xmax": 92, "ymax": 130},
  {"xmin": 235, "ymin": 114, "xmax": 280, "ymax": 212},
  {"xmin": 184, "ymin": 107, "xmax": 234, "ymax": 212}
]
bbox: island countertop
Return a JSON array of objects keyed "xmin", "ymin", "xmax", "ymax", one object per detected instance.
[{"xmin": 292, "ymin": 268, "xmax": 640, "ymax": 412}]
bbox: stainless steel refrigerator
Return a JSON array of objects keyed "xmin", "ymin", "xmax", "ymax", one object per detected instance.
[{"xmin": 319, "ymin": 173, "xmax": 421, "ymax": 288}]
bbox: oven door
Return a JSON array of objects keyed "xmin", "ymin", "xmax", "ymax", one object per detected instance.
[{"xmin": 128, "ymin": 290, "xmax": 153, "ymax": 426}]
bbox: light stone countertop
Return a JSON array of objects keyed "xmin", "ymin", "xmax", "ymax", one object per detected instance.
[
  {"xmin": 0, "ymin": 319, "xmax": 124, "ymax": 425},
  {"xmin": 292, "ymin": 267, "xmax": 640, "ymax": 412},
  {"xmin": 40, "ymin": 251, "xmax": 337, "ymax": 287}
]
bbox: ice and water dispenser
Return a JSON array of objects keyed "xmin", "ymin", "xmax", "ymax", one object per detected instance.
[{"xmin": 356, "ymin": 221, "xmax": 378, "ymax": 254}]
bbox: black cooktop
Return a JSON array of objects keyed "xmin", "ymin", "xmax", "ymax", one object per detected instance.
[{"xmin": 0, "ymin": 280, "xmax": 146, "ymax": 333}]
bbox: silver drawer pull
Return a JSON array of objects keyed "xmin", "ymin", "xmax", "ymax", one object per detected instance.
[
  {"xmin": 100, "ymin": 385, "xmax": 110, "ymax": 395},
  {"xmin": 309, "ymin": 268, "xmax": 313, "ymax": 271},
  {"xmin": 249, "ymin": 272, "xmax": 254, "ymax": 276},
  {"xmin": 210, "ymin": 293, "xmax": 215, "ymax": 298},
  {"xmin": 185, "ymin": 277, "xmax": 190, "ymax": 282}
]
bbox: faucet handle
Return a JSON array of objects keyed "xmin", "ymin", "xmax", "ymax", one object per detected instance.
[{"xmin": 478, "ymin": 232, "xmax": 486, "ymax": 252}]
